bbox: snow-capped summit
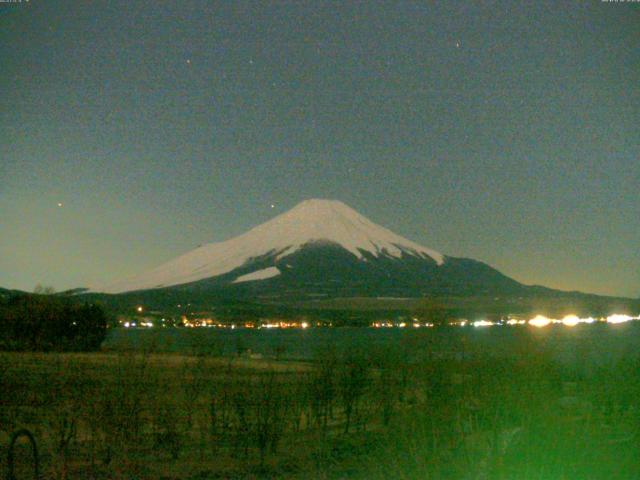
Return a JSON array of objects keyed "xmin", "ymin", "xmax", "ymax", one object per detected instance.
[
  {"xmin": 93, "ymin": 199, "xmax": 445, "ymax": 293},
  {"xmin": 248, "ymin": 199, "xmax": 443, "ymax": 263}
]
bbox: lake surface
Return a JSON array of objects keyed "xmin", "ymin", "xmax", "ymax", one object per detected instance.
[{"xmin": 104, "ymin": 322, "xmax": 640, "ymax": 368}]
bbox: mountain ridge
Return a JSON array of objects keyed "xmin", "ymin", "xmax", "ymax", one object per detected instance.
[
  {"xmin": 85, "ymin": 199, "xmax": 635, "ymax": 313},
  {"xmin": 92, "ymin": 199, "xmax": 445, "ymax": 294}
]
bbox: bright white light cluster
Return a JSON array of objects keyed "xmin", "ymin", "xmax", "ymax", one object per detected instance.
[
  {"xmin": 525, "ymin": 314, "xmax": 638, "ymax": 328},
  {"xmin": 123, "ymin": 321, "xmax": 153, "ymax": 328},
  {"xmin": 447, "ymin": 314, "xmax": 639, "ymax": 329},
  {"xmin": 507, "ymin": 319, "xmax": 527, "ymax": 325},
  {"xmin": 452, "ymin": 314, "xmax": 638, "ymax": 329},
  {"xmin": 606, "ymin": 314, "xmax": 637, "ymax": 324},
  {"xmin": 472, "ymin": 320, "xmax": 495, "ymax": 327},
  {"xmin": 529, "ymin": 315, "xmax": 552, "ymax": 328},
  {"xmin": 368, "ymin": 314, "xmax": 639, "ymax": 329}
]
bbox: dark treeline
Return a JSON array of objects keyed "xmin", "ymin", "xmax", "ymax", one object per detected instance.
[{"xmin": 0, "ymin": 292, "xmax": 107, "ymax": 351}]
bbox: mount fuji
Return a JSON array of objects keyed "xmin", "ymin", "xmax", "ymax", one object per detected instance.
[{"xmin": 92, "ymin": 199, "xmax": 526, "ymax": 298}]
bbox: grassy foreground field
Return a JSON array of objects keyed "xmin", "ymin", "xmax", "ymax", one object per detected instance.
[{"xmin": 1, "ymin": 332, "xmax": 640, "ymax": 479}]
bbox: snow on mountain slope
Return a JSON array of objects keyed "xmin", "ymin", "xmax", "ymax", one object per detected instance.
[
  {"xmin": 93, "ymin": 199, "xmax": 444, "ymax": 293},
  {"xmin": 232, "ymin": 266, "xmax": 281, "ymax": 283}
]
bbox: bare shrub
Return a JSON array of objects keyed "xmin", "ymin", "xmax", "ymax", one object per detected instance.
[
  {"xmin": 337, "ymin": 351, "xmax": 370, "ymax": 434},
  {"xmin": 309, "ymin": 347, "xmax": 338, "ymax": 433},
  {"xmin": 91, "ymin": 352, "xmax": 155, "ymax": 468},
  {"xmin": 252, "ymin": 371, "xmax": 289, "ymax": 466}
]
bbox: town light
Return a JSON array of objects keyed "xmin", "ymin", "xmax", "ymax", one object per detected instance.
[
  {"xmin": 529, "ymin": 315, "xmax": 552, "ymax": 328},
  {"xmin": 561, "ymin": 315, "xmax": 580, "ymax": 327}
]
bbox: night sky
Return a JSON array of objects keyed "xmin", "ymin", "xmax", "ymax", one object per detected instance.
[{"xmin": 1, "ymin": 1, "xmax": 638, "ymax": 297}]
